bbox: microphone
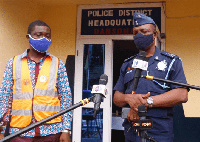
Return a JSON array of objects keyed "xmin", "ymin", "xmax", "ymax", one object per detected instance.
[
  {"xmin": 121, "ymin": 51, "xmax": 147, "ymax": 119},
  {"xmin": 92, "ymin": 74, "xmax": 108, "ymax": 118},
  {"xmin": 138, "ymin": 105, "xmax": 147, "ymax": 142},
  {"xmin": 132, "ymin": 51, "xmax": 147, "ymax": 94}
]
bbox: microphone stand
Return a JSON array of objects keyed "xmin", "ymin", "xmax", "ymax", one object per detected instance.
[
  {"xmin": 0, "ymin": 96, "xmax": 94, "ymax": 142},
  {"xmin": 138, "ymin": 105, "xmax": 147, "ymax": 142},
  {"xmin": 141, "ymin": 75, "xmax": 200, "ymax": 90},
  {"xmin": 137, "ymin": 75, "xmax": 200, "ymax": 142},
  {"xmin": 137, "ymin": 105, "xmax": 157, "ymax": 142}
]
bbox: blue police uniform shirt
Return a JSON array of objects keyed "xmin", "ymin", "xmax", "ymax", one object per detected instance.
[{"xmin": 114, "ymin": 47, "xmax": 187, "ymax": 142}]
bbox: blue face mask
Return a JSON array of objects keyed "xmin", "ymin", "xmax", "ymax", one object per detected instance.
[
  {"xmin": 134, "ymin": 33, "xmax": 154, "ymax": 50},
  {"xmin": 28, "ymin": 34, "xmax": 52, "ymax": 53}
]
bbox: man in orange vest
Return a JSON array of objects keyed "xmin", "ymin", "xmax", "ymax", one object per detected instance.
[{"xmin": 0, "ymin": 20, "xmax": 72, "ymax": 142}]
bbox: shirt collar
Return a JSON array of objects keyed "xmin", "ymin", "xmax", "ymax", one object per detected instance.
[
  {"xmin": 152, "ymin": 46, "xmax": 162, "ymax": 61},
  {"xmin": 20, "ymin": 49, "xmax": 51, "ymax": 59},
  {"xmin": 147, "ymin": 47, "xmax": 162, "ymax": 66}
]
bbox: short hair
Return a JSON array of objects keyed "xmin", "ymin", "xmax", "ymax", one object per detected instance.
[{"xmin": 27, "ymin": 20, "xmax": 50, "ymax": 34}]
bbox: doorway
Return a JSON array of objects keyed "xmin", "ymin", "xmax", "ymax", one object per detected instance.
[
  {"xmin": 112, "ymin": 40, "xmax": 139, "ymax": 114},
  {"xmin": 111, "ymin": 40, "xmax": 139, "ymax": 142},
  {"xmin": 75, "ymin": 3, "xmax": 166, "ymax": 141}
]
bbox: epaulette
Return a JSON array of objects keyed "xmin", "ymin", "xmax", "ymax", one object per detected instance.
[
  {"xmin": 124, "ymin": 54, "xmax": 138, "ymax": 63},
  {"xmin": 160, "ymin": 51, "xmax": 177, "ymax": 59}
]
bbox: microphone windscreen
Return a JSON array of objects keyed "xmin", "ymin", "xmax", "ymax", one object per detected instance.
[
  {"xmin": 138, "ymin": 51, "xmax": 147, "ymax": 59},
  {"xmin": 99, "ymin": 74, "xmax": 108, "ymax": 85}
]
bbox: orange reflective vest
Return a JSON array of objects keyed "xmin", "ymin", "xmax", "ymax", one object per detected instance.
[{"xmin": 10, "ymin": 55, "xmax": 62, "ymax": 128}]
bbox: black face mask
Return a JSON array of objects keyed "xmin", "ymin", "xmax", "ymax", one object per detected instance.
[{"xmin": 134, "ymin": 33, "xmax": 154, "ymax": 50}]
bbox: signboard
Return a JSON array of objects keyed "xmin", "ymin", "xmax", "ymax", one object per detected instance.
[{"xmin": 81, "ymin": 7, "xmax": 161, "ymax": 35}]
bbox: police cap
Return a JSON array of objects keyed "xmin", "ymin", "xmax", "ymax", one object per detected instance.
[{"xmin": 133, "ymin": 12, "xmax": 156, "ymax": 27}]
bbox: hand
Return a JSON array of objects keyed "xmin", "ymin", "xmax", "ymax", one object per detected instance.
[
  {"xmin": 60, "ymin": 132, "xmax": 71, "ymax": 142},
  {"xmin": 127, "ymin": 108, "xmax": 139, "ymax": 122},
  {"xmin": 0, "ymin": 134, "xmax": 4, "ymax": 139},
  {"xmin": 142, "ymin": 92, "xmax": 150, "ymax": 107},
  {"xmin": 142, "ymin": 92, "xmax": 150, "ymax": 99},
  {"xmin": 125, "ymin": 92, "xmax": 150, "ymax": 112}
]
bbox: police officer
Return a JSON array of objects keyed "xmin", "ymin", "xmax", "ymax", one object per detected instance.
[{"xmin": 113, "ymin": 12, "xmax": 188, "ymax": 142}]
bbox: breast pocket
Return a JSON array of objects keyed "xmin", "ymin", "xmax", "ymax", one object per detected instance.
[
  {"xmin": 150, "ymin": 68, "xmax": 168, "ymax": 79},
  {"xmin": 147, "ymin": 65, "xmax": 171, "ymax": 91}
]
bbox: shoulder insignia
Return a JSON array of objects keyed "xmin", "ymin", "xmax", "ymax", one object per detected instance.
[
  {"xmin": 124, "ymin": 54, "xmax": 138, "ymax": 63},
  {"xmin": 161, "ymin": 51, "xmax": 177, "ymax": 59}
]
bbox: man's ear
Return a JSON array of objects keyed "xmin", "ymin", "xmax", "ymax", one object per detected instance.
[{"xmin": 153, "ymin": 31, "xmax": 158, "ymax": 39}]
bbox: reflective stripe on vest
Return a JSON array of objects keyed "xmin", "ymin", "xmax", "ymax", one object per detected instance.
[{"xmin": 10, "ymin": 55, "xmax": 61, "ymax": 128}]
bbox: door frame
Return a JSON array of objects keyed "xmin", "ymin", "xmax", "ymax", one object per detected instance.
[
  {"xmin": 73, "ymin": 2, "xmax": 166, "ymax": 142},
  {"xmin": 72, "ymin": 39, "xmax": 113, "ymax": 142}
]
